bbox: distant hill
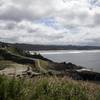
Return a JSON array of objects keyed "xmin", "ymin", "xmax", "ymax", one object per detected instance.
[{"xmin": 0, "ymin": 41, "xmax": 100, "ymax": 51}]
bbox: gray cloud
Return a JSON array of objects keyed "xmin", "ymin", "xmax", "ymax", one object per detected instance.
[
  {"xmin": 94, "ymin": 13, "xmax": 100, "ymax": 25},
  {"xmin": 0, "ymin": 6, "xmax": 34, "ymax": 21}
]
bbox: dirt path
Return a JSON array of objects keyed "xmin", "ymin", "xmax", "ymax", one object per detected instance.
[
  {"xmin": 37, "ymin": 60, "xmax": 47, "ymax": 73},
  {"xmin": 0, "ymin": 64, "xmax": 28, "ymax": 76},
  {"xmin": 0, "ymin": 59, "xmax": 47, "ymax": 77}
]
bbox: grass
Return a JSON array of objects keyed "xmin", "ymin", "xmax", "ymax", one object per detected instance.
[
  {"xmin": 6, "ymin": 47, "xmax": 24, "ymax": 56},
  {"xmin": 34, "ymin": 59, "xmax": 49, "ymax": 73},
  {"xmin": 0, "ymin": 60, "xmax": 29, "ymax": 70},
  {"xmin": 0, "ymin": 45, "xmax": 100, "ymax": 100},
  {"xmin": 0, "ymin": 75, "xmax": 100, "ymax": 100},
  {"xmin": 0, "ymin": 61, "xmax": 12, "ymax": 70},
  {"xmin": 39, "ymin": 59, "xmax": 49, "ymax": 69}
]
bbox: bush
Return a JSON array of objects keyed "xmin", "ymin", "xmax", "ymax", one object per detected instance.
[
  {"xmin": 0, "ymin": 75, "xmax": 31, "ymax": 100},
  {"xmin": 0, "ymin": 75, "xmax": 100, "ymax": 100}
]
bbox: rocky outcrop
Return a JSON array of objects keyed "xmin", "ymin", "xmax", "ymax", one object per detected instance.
[{"xmin": 77, "ymin": 70, "xmax": 100, "ymax": 81}]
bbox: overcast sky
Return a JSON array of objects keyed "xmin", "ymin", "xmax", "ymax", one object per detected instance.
[{"xmin": 0, "ymin": 0, "xmax": 100, "ymax": 45}]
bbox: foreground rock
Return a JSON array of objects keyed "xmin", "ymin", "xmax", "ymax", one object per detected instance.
[
  {"xmin": 77, "ymin": 69, "xmax": 100, "ymax": 81},
  {"xmin": 51, "ymin": 62, "xmax": 100, "ymax": 81}
]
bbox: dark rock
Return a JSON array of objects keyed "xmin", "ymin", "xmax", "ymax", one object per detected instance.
[{"xmin": 77, "ymin": 70, "xmax": 100, "ymax": 81}]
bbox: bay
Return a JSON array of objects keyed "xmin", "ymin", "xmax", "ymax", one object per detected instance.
[{"xmin": 31, "ymin": 50, "xmax": 100, "ymax": 72}]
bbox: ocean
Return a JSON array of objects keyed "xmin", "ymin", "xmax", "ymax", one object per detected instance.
[{"xmin": 32, "ymin": 50, "xmax": 100, "ymax": 72}]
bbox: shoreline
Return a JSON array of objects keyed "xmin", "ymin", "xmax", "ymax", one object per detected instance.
[{"xmin": 30, "ymin": 50, "xmax": 100, "ymax": 55}]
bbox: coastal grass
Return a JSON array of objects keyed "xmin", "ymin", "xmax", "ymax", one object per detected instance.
[
  {"xmin": 39, "ymin": 59, "xmax": 49, "ymax": 69},
  {"xmin": 0, "ymin": 61, "xmax": 13, "ymax": 70},
  {"xmin": 34, "ymin": 59, "xmax": 49, "ymax": 73},
  {"xmin": 0, "ymin": 75, "xmax": 100, "ymax": 100},
  {"xmin": 0, "ymin": 60, "xmax": 29, "ymax": 70}
]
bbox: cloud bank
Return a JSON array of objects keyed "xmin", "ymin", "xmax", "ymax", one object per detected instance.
[{"xmin": 0, "ymin": 0, "xmax": 100, "ymax": 46}]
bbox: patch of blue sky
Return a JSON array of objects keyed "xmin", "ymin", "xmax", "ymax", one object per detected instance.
[
  {"xmin": 89, "ymin": 0, "xmax": 97, "ymax": 5},
  {"xmin": 34, "ymin": 17, "xmax": 80, "ymax": 34},
  {"xmin": 89, "ymin": 0, "xmax": 100, "ymax": 7},
  {"xmin": 95, "ymin": 1, "xmax": 100, "ymax": 7},
  {"xmin": 34, "ymin": 17, "xmax": 65, "ymax": 30}
]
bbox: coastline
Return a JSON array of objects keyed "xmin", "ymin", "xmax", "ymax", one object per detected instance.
[{"xmin": 30, "ymin": 50, "xmax": 100, "ymax": 55}]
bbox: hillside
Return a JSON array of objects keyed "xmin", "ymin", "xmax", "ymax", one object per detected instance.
[
  {"xmin": 1, "ymin": 41, "xmax": 100, "ymax": 51},
  {"xmin": 0, "ymin": 42, "xmax": 100, "ymax": 100},
  {"xmin": 0, "ymin": 44, "xmax": 81, "ymax": 78},
  {"xmin": 0, "ymin": 42, "xmax": 100, "ymax": 81}
]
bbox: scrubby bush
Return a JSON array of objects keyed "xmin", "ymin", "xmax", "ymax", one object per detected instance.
[{"xmin": 0, "ymin": 75, "xmax": 100, "ymax": 100}]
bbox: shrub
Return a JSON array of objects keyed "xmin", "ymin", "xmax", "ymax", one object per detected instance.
[{"xmin": 0, "ymin": 75, "xmax": 100, "ymax": 100}]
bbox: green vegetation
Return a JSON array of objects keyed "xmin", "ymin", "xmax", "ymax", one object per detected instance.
[
  {"xmin": 38, "ymin": 59, "xmax": 49, "ymax": 70},
  {"xmin": 6, "ymin": 47, "xmax": 22, "ymax": 55},
  {"xmin": 0, "ymin": 43, "xmax": 100, "ymax": 100},
  {"xmin": 0, "ymin": 61, "xmax": 12, "ymax": 70},
  {"xmin": 0, "ymin": 75, "xmax": 100, "ymax": 100},
  {"xmin": 0, "ymin": 60, "xmax": 27, "ymax": 69}
]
